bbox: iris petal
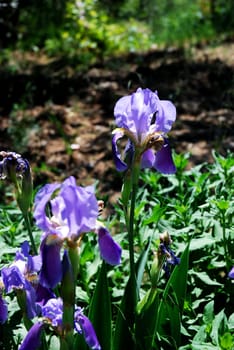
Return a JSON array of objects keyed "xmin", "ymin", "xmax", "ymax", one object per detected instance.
[
  {"xmin": 0, "ymin": 295, "xmax": 8, "ymax": 324},
  {"xmin": 154, "ymin": 139, "xmax": 176, "ymax": 174},
  {"xmin": 39, "ymin": 238, "xmax": 62, "ymax": 289},
  {"xmin": 141, "ymin": 149, "xmax": 155, "ymax": 169},
  {"xmin": 112, "ymin": 131, "xmax": 128, "ymax": 172},
  {"xmin": 75, "ymin": 308, "xmax": 101, "ymax": 350},
  {"xmin": 155, "ymin": 99, "xmax": 176, "ymax": 133},
  {"xmin": 97, "ymin": 227, "xmax": 121, "ymax": 265},
  {"xmin": 19, "ymin": 322, "xmax": 44, "ymax": 350}
]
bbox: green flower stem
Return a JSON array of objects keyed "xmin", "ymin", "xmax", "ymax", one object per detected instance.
[
  {"xmin": 22, "ymin": 212, "xmax": 37, "ymax": 255},
  {"xmin": 221, "ymin": 211, "xmax": 230, "ymax": 270},
  {"xmin": 122, "ymin": 158, "xmax": 141, "ymax": 340},
  {"xmin": 61, "ymin": 246, "xmax": 79, "ymax": 350}
]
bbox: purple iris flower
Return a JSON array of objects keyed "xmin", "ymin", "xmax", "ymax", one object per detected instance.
[
  {"xmin": 228, "ymin": 266, "xmax": 234, "ymax": 279},
  {"xmin": 112, "ymin": 87, "xmax": 176, "ymax": 174},
  {"xmin": 34, "ymin": 176, "xmax": 121, "ymax": 288},
  {"xmin": 42, "ymin": 297, "xmax": 101, "ymax": 350},
  {"xmin": 1, "ymin": 241, "xmax": 41, "ymax": 319},
  {"xmin": 158, "ymin": 232, "xmax": 180, "ymax": 277}
]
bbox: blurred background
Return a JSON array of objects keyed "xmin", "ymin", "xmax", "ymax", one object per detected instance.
[{"xmin": 0, "ymin": 0, "xmax": 233, "ymax": 197}]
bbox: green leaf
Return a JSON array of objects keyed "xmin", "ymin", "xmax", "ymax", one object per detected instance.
[
  {"xmin": 203, "ymin": 300, "xmax": 214, "ymax": 326},
  {"xmin": 219, "ymin": 332, "xmax": 234, "ymax": 350},
  {"xmin": 88, "ymin": 262, "xmax": 112, "ymax": 350},
  {"xmin": 155, "ymin": 243, "xmax": 190, "ymax": 347},
  {"xmin": 192, "ymin": 271, "xmax": 222, "ymax": 286},
  {"xmin": 113, "ymin": 241, "xmax": 151, "ymax": 350}
]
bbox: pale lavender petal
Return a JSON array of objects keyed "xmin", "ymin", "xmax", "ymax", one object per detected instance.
[
  {"xmin": 34, "ymin": 183, "xmax": 61, "ymax": 232},
  {"xmin": 141, "ymin": 149, "xmax": 155, "ymax": 169},
  {"xmin": 114, "ymin": 88, "xmax": 158, "ymax": 138},
  {"xmin": 0, "ymin": 295, "xmax": 8, "ymax": 324},
  {"xmin": 60, "ymin": 185, "xmax": 98, "ymax": 236},
  {"xmin": 154, "ymin": 139, "xmax": 176, "ymax": 174},
  {"xmin": 112, "ymin": 132, "xmax": 128, "ymax": 172},
  {"xmin": 155, "ymin": 99, "xmax": 176, "ymax": 133},
  {"xmin": 19, "ymin": 322, "xmax": 44, "ymax": 350},
  {"xmin": 97, "ymin": 227, "xmax": 121, "ymax": 265}
]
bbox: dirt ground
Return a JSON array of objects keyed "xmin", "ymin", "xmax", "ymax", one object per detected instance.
[{"xmin": 0, "ymin": 41, "xmax": 233, "ymax": 203}]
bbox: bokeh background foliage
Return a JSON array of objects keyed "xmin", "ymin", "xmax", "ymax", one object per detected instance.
[{"xmin": 1, "ymin": 0, "xmax": 234, "ymax": 59}]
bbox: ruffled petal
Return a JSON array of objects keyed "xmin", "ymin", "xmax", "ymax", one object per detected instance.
[
  {"xmin": 155, "ymin": 99, "xmax": 176, "ymax": 133},
  {"xmin": 19, "ymin": 322, "xmax": 44, "ymax": 350},
  {"xmin": 112, "ymin": 131, "xmax": 128, "ymax": 172},
  {"xmin": 75, "ymin": 308, "xmax": 101, "ymax": 350},
  {"xmin": 39, "ymin": 238, "xmax": 63, "ymax": 289},
  {"xmin": 60, "ymin": 184, "xmax": 98, "ymax": 235},
  {"xmin": 154, "ymin": 139, "xmax": 176, "ymax": 174},
  {"xmin": 34, "ymin": 183, "xmax": 61, "ymax": 232},
  {"xmin": 97, "ymin": 227, "xmax": 121, "ymax": 265}
]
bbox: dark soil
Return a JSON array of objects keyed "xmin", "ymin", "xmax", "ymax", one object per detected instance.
[{"xmin": 0, "ymin": 42, "xmax": 234, "ymax": 204}]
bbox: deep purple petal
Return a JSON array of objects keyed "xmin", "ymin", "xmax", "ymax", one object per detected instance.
[
  {"xmin": 39, "ymin": 238, "xmax": 62, "ymax": 289},
  {"xmin": 75, "ymin": 309, "xmax": 101, "ymax": 350},
  {"xmin": 36, "ymin": 284, "xmax": 56, "ymax": 306},
  {"xmin": 141, "ymin": 149, "xmax": 155, "ymax": 169},
  {"xmin": 228, "ymin": 267, "xmax": 234, "ymax": 279},
  {"xmin": 24, "ymin": 281, "xmax": 40, "ymax": 319},
  {"xmin": 33, "ymin": 183, "xmax": 61, "ymax": 232},
  {"xmin": 112, "ymin": 131, "xmax": 128, "ymax": 172},
  {"xmin": 1, "ymin": 266, "xmax": 25, "ymax": 293},
  {"xmin": 97, "ymin": 227, "xmax": 121, "ymax": 265},
  {"xmin": 19, "ymin": 322, "xmax": 44, "ymax": 350},
  {"xmin": 0, "ymin": 295, "xmax": 8, "ymax": 324},
  {"xmin": 154, "ymin": 139, "xmax": 176, "ymax": 174}
]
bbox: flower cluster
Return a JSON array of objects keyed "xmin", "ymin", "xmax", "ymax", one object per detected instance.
[{"xmin": 33, "ymin": 176, "xmax": 121, "ymax": 288}]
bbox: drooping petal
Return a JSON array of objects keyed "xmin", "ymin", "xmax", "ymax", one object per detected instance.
[
  {"xmin": 112, "ymin": 131, "xmax": 128, "ymax": 172},
  {"xmin": 34, "ymin": 183, "xmax": 61, "ymax": 233},
  {"xmin": 154, "ymin": 139, "xmax": 176, "ymax": 174},
  {"xmin": 155, "ymin": 99, "xmax": 176, "ymax": 133},
  {"xmin": 39, "ymin": 238, "xmax": 63, "ymax": 289},
  {"xmin": 141, "ymin": 149, "xmax": 155, "ymax": 169},
  {"xmin": 19, "ymin": 322, "xmax": 44, "ymax": 350},
  {"xmin": 0, "ymin": 295, "xmax": 8, "ymax": 324},
  {"xmin": 75, "ymin": 308, "xmax": 101, "ymax": 350},
  {"xmin": 24, "ymin": 281, "xmax": 40, "ymax": 319},
  {"xmin": 97, "ymin": 227, "xmax": 121, "ymax": 265}
]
